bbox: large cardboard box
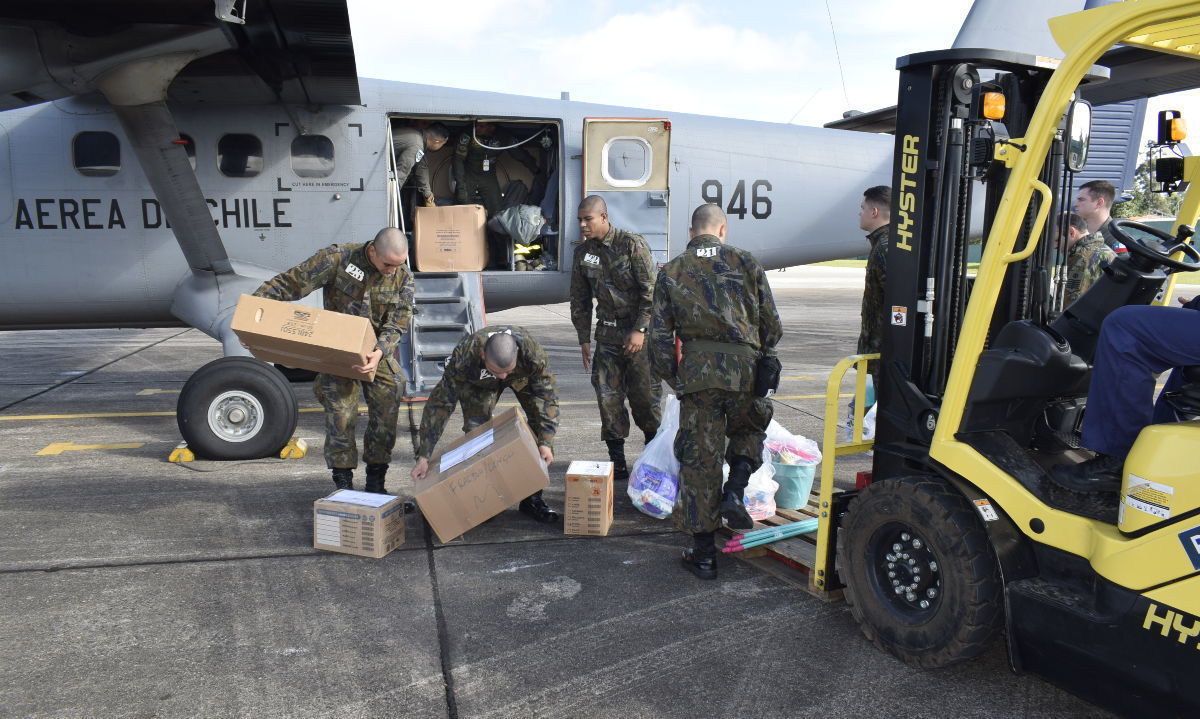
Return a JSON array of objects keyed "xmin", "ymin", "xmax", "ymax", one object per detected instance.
[
  {"xmin": 231, "ymin": 294, "xmax": 377, "ymax": 381},
  {"xmin": 414, "ymin": 407, "xmax": 548, "ymax": 543},
  {"xmin": 313, "ymin": 490, "xmax": 406, "ymax": 558},
  {"xmin": 564, "ymin": 461, "xmax": 615, "ymax": 536},
  {"xmin": 412, "ymin": 205, "xmax": 487, "ymax": 272}
]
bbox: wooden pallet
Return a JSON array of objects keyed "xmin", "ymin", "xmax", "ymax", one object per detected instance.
[{"xmin": 720, "ymin": 484, "xmax": 842, "ymax": 601}]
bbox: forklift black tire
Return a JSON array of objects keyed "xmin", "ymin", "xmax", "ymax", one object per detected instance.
[
  {"xmin": 839, "ymin": 475, "xmax": 1003, "ymax": 668},
  {"xmin": 177, "ymin": 357, "xmax": 299, "ymax": 460}
]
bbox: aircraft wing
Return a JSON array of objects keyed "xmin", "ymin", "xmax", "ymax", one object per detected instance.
[{"xmin": 0, "ymin": 0, "xmax": 359, "ymax": 112}]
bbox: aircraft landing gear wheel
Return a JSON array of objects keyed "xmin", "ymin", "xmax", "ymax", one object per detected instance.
[
  {"xmin": 177, "ymin": 357, "xmax": 298, "ymax": 460},
  {"xmin": 839, "ymin": 475, "xmax": 1002, "ymax": 668}
]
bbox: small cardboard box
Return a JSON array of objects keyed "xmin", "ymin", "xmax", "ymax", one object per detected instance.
[
  {"xmin": 314, "ymin": 490, "xmax": 406, "ymax": 558},
  {"xmin": 564, "ymin": 461, "xmax": 615, "ymax": 536},
  {"xmin": 414, "ymin": 407, "xmax": 549, "ymax": 543},
  {"xmin": 412, "ymin": 205, "xmax": 487, "ymax": 272},
  {"xmin": 231, "ymin": 294, "xmax": 377, "ymax": 381}
]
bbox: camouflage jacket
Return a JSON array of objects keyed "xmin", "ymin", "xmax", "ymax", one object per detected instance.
[
  {"xmin": 650, "ymin": 234, "xmax": 782, "ymax": 394},
  {"xmin": 453, "ymin": 130, "xmax": 537, "ymax": 177},
  {"xmin": 253, "ymin": 242, "xmax": 415, "ymax": 359},
  {"xmin": 1064, "ymin": 233, "xmax": 1116, "ymax": 305},
  {"xmin": 392, "ymin": 127, "xmax": 434, "ymax": 202},
  {"xmin": 856, "ymin": 225, "xmax": 889, "ymax": 355},
  {"xmin": 415, "ymin": 326, "xmax": 559, "ymax": 458},
  {"xmin": 570, "ymin": 225, "xmax": 656, "ymax": 345}
]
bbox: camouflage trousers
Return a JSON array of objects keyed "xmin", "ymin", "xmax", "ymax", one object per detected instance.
[
  {"xmin": 857, "ymin": 330, "xmax": 882, "ymax": 387},
  {"xmin": 458, "ymin": 383, "xmax": 545, "ymax": 434},
  {"xmin": 459, "ymin": 170, "xmax": 503, "ymax": 217},
  {"xmin": 672, "ymin": 388, "xmax": 773, "ymax": 535},
  {"xmin": 313, "ymin": 356, "xmax": 402, "ymax": 469},
  {"xmin": 591, "ymin": 342, "xmax": 662, "ymax": 441}
]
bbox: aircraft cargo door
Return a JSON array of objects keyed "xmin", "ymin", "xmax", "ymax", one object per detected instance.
[{"xmin": 583, "ymin": 118, "xmax": 670, "ymax": 263}]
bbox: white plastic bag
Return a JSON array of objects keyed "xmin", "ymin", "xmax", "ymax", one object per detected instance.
[
  {"xmin": 764, "ymin": 420, "xmax": 822, "ymax": 466},
  {"xmin": 863, "ymin": 402, "xmax": 877, "ymax": 440},
  {"xmin": 628, "ymin": 395, "xmax": 681, "ymax": 519}
]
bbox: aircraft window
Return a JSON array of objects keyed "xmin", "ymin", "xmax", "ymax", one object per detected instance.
[
  {"xmin": 73, "ymin": 131, "xmax": 120, "ymax": 177},
  {"xmin": 218, "ymin": 133, "xmax": 264, "ymax": 177},
  {"xmin": 602, "ymin": 137, "xmax": 651, "ymax": 187},
  {"xmin": 291, "ymin": 134, "xmax": 335, "ymax": 178},
  {"xmin": 179, "ymin": 134, "xmax": 196, "ymax": 171}
]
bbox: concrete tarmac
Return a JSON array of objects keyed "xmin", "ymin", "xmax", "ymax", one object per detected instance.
[{"xmin": 0, "ymin": 270, "xmax": 1113, "ymax": 718}]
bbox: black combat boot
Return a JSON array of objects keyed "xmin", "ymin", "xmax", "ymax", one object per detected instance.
[
  {"xmin": 518, "ymin": 490, "xmax": 559, "ymax": 524},
  {"xmin": 681, "ymin": 531, "xmax": 717, "ymax": 580},
  {"xmin": 331, "ymin": 468, "xmax": 353, "ymax": 491},
  {"xmin": 606, "ymin": 439, "xmax": 629, "ymax": 481},
  {"xmin": 1049, "ymin": 453, "xmax": 1124, "ymax": 493},
  {"xmin": 364, "ymin": 463, "xmax": 389, "ymax": 494},
  {"xmin": 719, "ymin": 457, "xmax": 755, "ymax": 530}
]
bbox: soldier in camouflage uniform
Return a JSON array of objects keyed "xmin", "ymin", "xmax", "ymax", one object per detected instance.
[
  {"xmin": 410, "ymin": 326, "xmax": 560, "ymax": 523},
  {"xmin": 393, "ymin": 123, "xmax": 450, "ymax": 207},
  {"xmin": 254, "ymin": 227, "xmax": 415, "ymax": 493},
  {"xmin": 454, "ymin": 121, "xmax": 540, "ymax": 218},
  {"xmin": 1062, "ymin": 211, "xmax": 1116, "ymax": 305},
  {"xmin": 1074, "ymin": 179, "xmax": 1128, "ymax": 254},
  {"xmin": 856, "ymin": 185, "xmax": 890, "ymax": 386},
  {"xmin": 651, "ymin": 204, "xmax": 783, "ymax": 579},
  {"xmin": 571, "ymin": 195, "xmax": 662, "ymax": 481}
]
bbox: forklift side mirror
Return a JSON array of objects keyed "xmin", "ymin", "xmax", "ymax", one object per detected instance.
[{"xmin": 1066, "ymin": 100, "xmax": 1092, "ymax": 172}]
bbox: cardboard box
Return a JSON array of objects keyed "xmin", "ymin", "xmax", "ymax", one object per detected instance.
[
  {"xmin": 564, "ymin": 461, "xmax": 615, "ymax": 536},
  {"xmin": 231, "ymin": 294, "xmax": 377, "ymax": 381},
  {"xmin": 313, "ymin": 490, "xmax": 406, "ymax": 558},
  {"xmin": 412, "ymin": 205, "xmax": 487, "ymax": 272},
  {"xmin": 414, "ymin": 407, "xmax": 549, "ymax": 543}
]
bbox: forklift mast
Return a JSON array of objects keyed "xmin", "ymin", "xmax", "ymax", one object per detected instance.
[{"xmin": 874, "ymin": 49, "xmax": 1093, "ymax": 481}]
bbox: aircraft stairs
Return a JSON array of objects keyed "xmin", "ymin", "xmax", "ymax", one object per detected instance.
[{"xmin": 398, "ymin": 272, "xmax": 485, "ymax": 397}]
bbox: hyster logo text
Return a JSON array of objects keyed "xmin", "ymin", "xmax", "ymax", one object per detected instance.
[
  {"xmin": 1142, "ymin": 603, "xmax": 1200, "ymax": 649},
  {"xmin": 895, "ymin": 134, "xmax": 919, "ymax": 252}
]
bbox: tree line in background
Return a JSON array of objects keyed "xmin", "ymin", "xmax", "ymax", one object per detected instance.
[{"xmin": 1114, "ymin": 141, "xmax": 1186, "ymax": 219}]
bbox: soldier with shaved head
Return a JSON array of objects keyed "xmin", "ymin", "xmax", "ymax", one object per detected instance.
[
  {"xmin": 254, "ymin": 226, "xmax": 415, "ymax": 493},
  {"xmin": 571, "ymin": 194, "xmax": 662, "ymax": 482},
  {"xmin": 410, "ymin": 326, "xmax": 560, "ymax": 523},
  {"xmin": 650, "ymin": 204, "xmax": 782, "ymax": 579}
]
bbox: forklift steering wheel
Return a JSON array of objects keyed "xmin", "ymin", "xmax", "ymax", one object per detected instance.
[{"xmin": 1108, "ymin": 219, "xmax": 1200, "ymax": 273}]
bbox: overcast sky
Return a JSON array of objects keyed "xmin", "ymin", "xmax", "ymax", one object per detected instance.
[{"xmin": 347, "ymin": 0, "xmax": 1200, "ymax": 144}]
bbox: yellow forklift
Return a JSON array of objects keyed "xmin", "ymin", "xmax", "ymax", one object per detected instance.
[{"xmin": 817, "ymin": 2, "xmax": 1200, "ymax": 714}]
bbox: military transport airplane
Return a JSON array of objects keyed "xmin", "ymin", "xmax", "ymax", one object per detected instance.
[{"xmin": 0, "ymin": 0, "xmax": 1176, "ymax": 460}]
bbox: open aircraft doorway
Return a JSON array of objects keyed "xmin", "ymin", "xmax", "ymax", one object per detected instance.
[{"xmin": 387, "ymin": 115, "xmax": 563, "ymax": 273}]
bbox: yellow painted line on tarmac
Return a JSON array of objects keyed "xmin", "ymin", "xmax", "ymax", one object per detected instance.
[
  {"xmin": 37, "ymin": 441, "xmax": 146, "ymax": 456},
  {"xmin": 136, "ymin": 389, "xmax": 180, "ymax": 396},
  {"xmin": 781, "ymin": 375, "xmax": 818, "ymax": 381},
  {"xmin": 1, "ymin": 411, "xmax": 176, "ymax": 421}
]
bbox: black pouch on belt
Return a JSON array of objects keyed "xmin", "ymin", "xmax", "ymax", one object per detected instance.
[{"xmin": 753, "ymin": 355, "xmax": 781, "ymax": 397}]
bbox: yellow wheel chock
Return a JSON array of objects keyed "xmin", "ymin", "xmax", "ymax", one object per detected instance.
[
  {"xmin": 280, "ymin": 437, "xmax": 308, "ymax": 459},
  {"xmin": 168, "ymin": 442, "xmax": 195, "ymax": 463}
]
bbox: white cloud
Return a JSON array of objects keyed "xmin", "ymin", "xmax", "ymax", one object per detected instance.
[{"xmin": 538, "ymin": 4, "xmax": 810, "ymax": 75}]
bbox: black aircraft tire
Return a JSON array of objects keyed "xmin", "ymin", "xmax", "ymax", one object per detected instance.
[
  {"xmin": 177, "ymin": 357, "xmax": 299, "ymax": 460},
  {"xmin": 838, "ymin": 475, "xmax": 1003, "ymax": 668}
]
